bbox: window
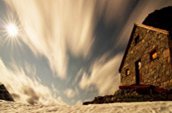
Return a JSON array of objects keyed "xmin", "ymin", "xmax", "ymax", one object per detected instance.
[
  {"xmin": 150, "ymin": 50, "xmax": 158, "ymax": 60},
  {"xmin": 135, "ymin": 35, "xmax": 140, "ymax": 44},
  {"xmin": 126, "ymin": 69, "xmax": 130, "ymax": 76}
]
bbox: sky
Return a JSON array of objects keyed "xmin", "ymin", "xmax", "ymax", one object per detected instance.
[{"xmin": 0, "ymin": 0, "xmax": 172, "ymax": 105}]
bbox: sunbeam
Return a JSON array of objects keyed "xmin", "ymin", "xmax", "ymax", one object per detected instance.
[
  {"xmin": 5, "ymin": 22, "xmax": 18, "ymax": 38},
  {"xmin": 1, "ymin": 15, "xmax": 23, "ymax": 49}
]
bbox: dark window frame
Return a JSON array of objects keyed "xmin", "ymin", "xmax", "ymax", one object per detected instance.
[{"xmin": 135, "ymin": 35, "xmax": 140, "ymax": 44}]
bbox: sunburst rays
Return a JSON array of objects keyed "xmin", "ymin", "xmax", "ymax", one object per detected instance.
[{"xmin": 0, "ymin": 14, "xmax": 23, "ymax": 50}]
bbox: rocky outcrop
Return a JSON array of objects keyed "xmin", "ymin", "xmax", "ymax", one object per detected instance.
[
  {"xmin": 83, "ymin": 85, "xmax": 172, "ymax": 105},
  {"xmin": 143, "ymin": 6, "xmax": 172, "ymax": 32},
  {"xmin": 0, "ymin": 84, "xmax": 14, "ymax": 101}
]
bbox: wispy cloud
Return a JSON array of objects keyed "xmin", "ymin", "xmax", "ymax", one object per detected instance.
[
  {"xmin": 64, "ymin": 88, "xmax": 76, "ymax": 99},
  {"xmin": 116, "ymin": 0, "xmax": 172, "ymax": 48},
  {"xmin": 5, "ymin": 0, "xmax": 97, "ymax": 79},
  {"xmin": 4, "ymin": 0, "xmax": 172, "ymax": 104},
  {"xmin": 5, "ymin": 0, "xmax": 134, "ymax": 80},
  {"xmin": 79, "ymin": 54, "xmax": 122, "ymax": 95},
  {"xmin": 0, "ymin": 60, "xmax": 63, "ymax": 105}
]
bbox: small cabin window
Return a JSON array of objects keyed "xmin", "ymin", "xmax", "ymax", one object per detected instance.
[
  {"xmin": 135, "ymin": 35, "xmax": 140, "ymax": 44},
  {"xmin": 150, "ymin": 50, "xmax": 158, "ymax": 60},
  {"xmin": 126, "ymin": 69, "xmax": 130, "ymax": 76}
]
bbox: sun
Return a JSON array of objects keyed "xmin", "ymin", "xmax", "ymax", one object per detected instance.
[
  {"xmin": 1, "ymin": 15, "xmax": 22, "ymax": 48},
  {"xmin": 5, "ymin": 23, "xmax": 19, "ymax": 38}
]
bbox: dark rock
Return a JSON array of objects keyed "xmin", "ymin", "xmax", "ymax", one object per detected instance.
[
  {"xmin": 0, "ymin": 84, "xmax": 14, "ymax": 101},
  {"xmin": 143, "ymin": 6, "xmax": 172, "ymax": 32},
  {"xmin": 83, "ymin": 85, "xmax": 172, "ymax": 105}
]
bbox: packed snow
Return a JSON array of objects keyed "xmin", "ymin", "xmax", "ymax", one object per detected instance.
[{"xmin": 0, "ymin": 100, "xmax": 172, "ymax": 113}]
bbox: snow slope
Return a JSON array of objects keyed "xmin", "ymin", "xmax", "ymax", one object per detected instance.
[{"xmin": 0, "ymin": 100, "xmax": 172, "ymax": 113}]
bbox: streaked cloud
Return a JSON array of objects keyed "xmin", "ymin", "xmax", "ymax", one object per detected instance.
[
  {"xmin": 96, "ymin": 0, "xmax": 132, "ymax": 25},
  {"xmin": 116, "ymin": 0, "xmax": 172, "ymax": 48},
  {"xmin": 5, "ymin": 0, "xmax": 97, "ymax": 79},
  {"xmin": 79, "ymin": 54, "xmax": 122, "ymax": 95},
  {"xmin": 3, "ymin": 0, "xmax": 172, "ymax": 105},
  {"xmin": 5, "ymin": 0, "xmax": 134, "ymax": 80},
  {"xmin": 0, "ymin": 59, "xmax": 63, "ymax": 105},
  {"xmin": 64, "ymin": 88, "xmax": 76, "ymax": 99}
]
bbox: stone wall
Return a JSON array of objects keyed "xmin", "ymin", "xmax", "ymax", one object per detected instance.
[{"xmin": 120, "ymin": 24, "xmax": 172, "ymax": 89}]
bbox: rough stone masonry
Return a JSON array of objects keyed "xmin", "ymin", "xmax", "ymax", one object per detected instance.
[
  {"xmin": 119, "ymin": 6, "xmax": 172, "ymax": 89},
  {"xmin": 119, "ymin": 24, "xmax": 172, "ymax": 89}
]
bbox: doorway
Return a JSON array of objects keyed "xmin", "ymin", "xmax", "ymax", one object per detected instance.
[{"xmin": 135, "ymin": 59, "xmax": 141, "ymax": 85}]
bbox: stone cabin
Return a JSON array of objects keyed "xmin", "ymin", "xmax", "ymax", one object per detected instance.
[
  {"xmin": 83, "ymin": 6, "xmax": 172, "ymax": 105},
  {"xmin": 119, "ymin": 6, "xmax": 172, "ymax": 89}
]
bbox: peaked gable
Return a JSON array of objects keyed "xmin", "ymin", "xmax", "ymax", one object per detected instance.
[
  {"xmin": 119, "ymin": 24, "xmax": 168, "ymax": 73},
  {"xmin": 119, "ymin": 24, "xmax": 136, "ymax": 72}
]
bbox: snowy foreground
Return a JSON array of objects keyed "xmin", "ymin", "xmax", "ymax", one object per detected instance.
[{"xmin": 1, "ymin": 100, "xmax": 172, "ymax": 113}]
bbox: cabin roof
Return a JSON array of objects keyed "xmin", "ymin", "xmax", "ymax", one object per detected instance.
[
  {"xmin": 136, "ymin": 24, "xmax": 168, "ymax": 34},
  {"xmin": 119, "ymin": 23, "xmax": 169, "ymax": 72}
]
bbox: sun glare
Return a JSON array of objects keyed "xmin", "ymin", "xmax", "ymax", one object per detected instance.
[
  {"xmin": 1, "ymin": 16, "xmax": 22, "ymax": 48},
  {"xmin": 5, "ymin": 23, "xmax": 19, "ymax": 38}
]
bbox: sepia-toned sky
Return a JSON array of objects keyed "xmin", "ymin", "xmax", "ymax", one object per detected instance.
[{"xmin": 0, "ymin": 0, "xmax": 172, "ymax": 105}]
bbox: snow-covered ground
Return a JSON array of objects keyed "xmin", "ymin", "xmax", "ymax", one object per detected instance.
[{"xmin": 1, "ymin": 100, "xmax": 172, "ymax": 113}]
